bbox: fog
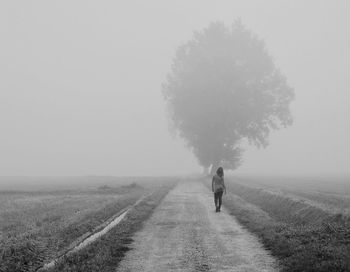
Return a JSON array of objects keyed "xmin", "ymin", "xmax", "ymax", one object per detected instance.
[{"xmin": 1, "ymin": 0, "xmax": 349, "ymax": 177}]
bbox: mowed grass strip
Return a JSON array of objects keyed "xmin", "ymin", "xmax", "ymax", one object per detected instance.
[
  {"xmin": 205, "ymin": 180, "xmax": 350, "ymax": 272},
  {"xmin": 0, "ymin": 185, "xmax": 145, "ymax": 272},
  {"xmin": 47, "ymin": 181, "xmax": 177, "ymax": 272},
  {"xmin": 213, "ymin": 178, "xmax": 350, "ymax": 272}
]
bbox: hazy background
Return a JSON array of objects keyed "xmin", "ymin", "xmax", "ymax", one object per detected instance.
[{"xmin": 1, "ymin": 0, "xmax": 349, "ymax": 177}]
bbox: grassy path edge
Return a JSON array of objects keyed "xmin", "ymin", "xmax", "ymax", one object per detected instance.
[
  {"xmin": 203, "ymin": 178, "xmax": 350, "ymax": 272},
  {"xmin": 46, "ymin": 182, "xmax": 177, "ymax": 272},
  {"xmin": 37, "ymin": 201, "xmax": 137, "ymax": 271}
]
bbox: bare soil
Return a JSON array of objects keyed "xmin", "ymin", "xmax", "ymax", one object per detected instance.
[{"xmin": 117, "ymin": 180, "xmax": 278, "ymax": 272}]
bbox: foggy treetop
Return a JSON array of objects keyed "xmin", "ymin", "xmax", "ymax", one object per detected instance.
[
  {"xmin": 163, "ymin": 21, "xmax": 294, "ymax": 173},
  {"xmin": 0, "ymin": 1, "xmax": 349, "ymax": 176}
]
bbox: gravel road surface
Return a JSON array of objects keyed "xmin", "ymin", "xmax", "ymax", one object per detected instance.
[{"xmin": 117, "ymin": 180, "xmax": 278, "ymax": 272}]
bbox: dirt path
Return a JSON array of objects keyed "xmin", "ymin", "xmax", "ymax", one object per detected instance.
[{"xmin": 117, "ymin": 181, "xmax": 278, "ymax": 272}]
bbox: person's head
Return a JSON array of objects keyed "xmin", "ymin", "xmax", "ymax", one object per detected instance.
[{"xmin": 216, "ymin": 167, "xmax": 224, "ymax": 177}]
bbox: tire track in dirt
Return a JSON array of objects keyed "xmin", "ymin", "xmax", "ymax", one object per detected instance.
[
  {"xmin": 37, "ymin": 194, "xmax": 150, "ymax": 271},
  {"xmin": 117, "ymin": 180, "xmax": 278, "ymax": 272}
]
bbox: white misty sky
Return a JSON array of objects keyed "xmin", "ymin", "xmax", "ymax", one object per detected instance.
[{"xmin": 0, "ymin": 0, "xmax": 349, "ymax": 176}]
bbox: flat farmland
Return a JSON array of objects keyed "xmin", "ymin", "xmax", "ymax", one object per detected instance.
[
  {"xmin": 3, "ymin": 175, "xmax": 350, "ymax": 272},
  {"xmin": 221, "ymin": 175, "xmax": 350, "ymax": 272},
  {"xmin": 0, "ymin": 176, "xmax": 178, "ymax": 272},
  {"xmin": 232, "ymin": 176, "xmax": 350, "ymax": 217}
]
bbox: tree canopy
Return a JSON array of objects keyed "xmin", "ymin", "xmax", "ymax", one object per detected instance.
[{"xmin": 162, "ymin": 21, "xmax": 294, "ymax": 174}]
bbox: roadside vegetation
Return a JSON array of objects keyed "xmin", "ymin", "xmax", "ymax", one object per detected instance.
[
  {"xmin": 0, "ymin": 179, "xmax": 160, "ymax": 272},
  {"xmin": 47, "ymin": 181, "xmax": 177, "ymax": 272},
  {"xmin": 215, "ymin": 177, "xmax": 350, "ymax": 272}
]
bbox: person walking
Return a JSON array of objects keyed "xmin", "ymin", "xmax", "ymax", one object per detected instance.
[{"xmin": 212, "ymin": 167, "xmax": 226, "ymax": 212}]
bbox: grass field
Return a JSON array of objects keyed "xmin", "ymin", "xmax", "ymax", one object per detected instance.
[
  {"xmin": 49, "ymin": 181, "xmax": 177, "ymax": 272},
  {"xmin": 0, "ymin": 176, "xmax": 178, "ymax": 272},
  {"xmin": 219, "ymin": 175, "xmax": 350, "ymax": 272},
  {"xmin": 3, "ymin": 175, "xmax": 350, "ymax": 272},
  {"xmin": 234, "ymin": 175, "xmax": 350, "ymax": 212}
]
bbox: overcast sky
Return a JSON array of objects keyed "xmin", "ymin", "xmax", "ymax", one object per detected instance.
[{"xmin": 1, "ymin": 1, "xmax": 349, "ymax": 176}]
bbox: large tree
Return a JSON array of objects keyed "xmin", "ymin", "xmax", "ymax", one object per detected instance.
[{"xmin": 162, "ymin": 21, "xmax": 294, "ymax": 174}]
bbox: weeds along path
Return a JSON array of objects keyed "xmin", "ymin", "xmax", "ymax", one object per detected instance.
[
  {"xmin": 38, "ymin": 194, "xmax": 149, "ymax": 271},
  {"xmin": 117, "ymin": 180, "xmax": 278, "ymax": 272},
  {"xmin": 43, "ymin": 183, "xmax": 176, "ymax": 272}
]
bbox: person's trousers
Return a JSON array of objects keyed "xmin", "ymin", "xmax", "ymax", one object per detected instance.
[{"xmin": 214, "ymin": 190, "xmax": 223, "ymax": 209}]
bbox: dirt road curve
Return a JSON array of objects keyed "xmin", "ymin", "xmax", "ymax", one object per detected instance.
[{"xmin": 117, "ymin": 180, "xmax": 278, "ymax": 272}]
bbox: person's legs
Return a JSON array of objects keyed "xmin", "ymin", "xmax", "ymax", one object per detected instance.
[
  {"xmin": 214, "ymin": 192, "xmax": 219, "ymax": 211},
  {"xmin": 218, "ymin": 191, "xmax": 223, "ymax": 211}
]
